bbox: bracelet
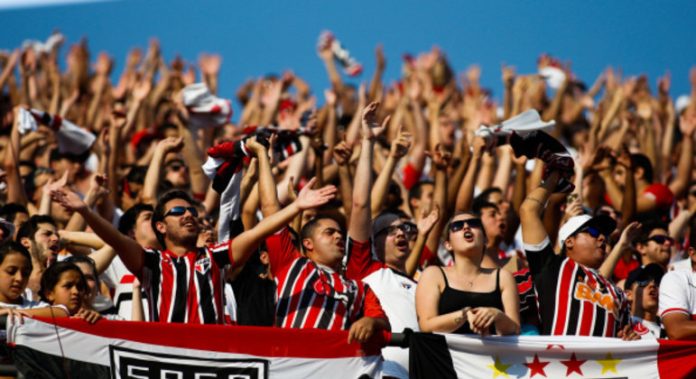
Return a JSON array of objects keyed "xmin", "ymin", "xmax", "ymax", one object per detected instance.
[{"xmin": 526, "ymin": 197, "xmax": 545, "ymax": 206}]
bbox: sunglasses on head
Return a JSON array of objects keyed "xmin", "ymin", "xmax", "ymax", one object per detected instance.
[
  {"xmin": 449, "ymin": 218, "xmax": 483, "ymax": 233},
  {"xmin": 164, "ymin": 206, "xmax": 198, "ymax": 218},
  {"xmin": 648, "ymin": 235, "xmax": 674, "ymax": 245},
  {"xmin": 575, "ymin": 226, "xmax": 603, "ymax": 239},
  {"xmin": 386, "ymin": 222, "xmax": 417, "ymax": 237}
]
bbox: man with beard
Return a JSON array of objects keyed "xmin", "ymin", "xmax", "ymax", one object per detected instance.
[
  {"xmin": 16, "ymin": 215, "xmax": 60, "ymax": 300},
  {"xmin": 50, "ymin": 142, "xmax": 337, "ymax": 324}
]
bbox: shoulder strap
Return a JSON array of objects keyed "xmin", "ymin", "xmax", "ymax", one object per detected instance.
[
  {"xmin": 438, "ymin": 266, "xmax": 450, "ymax": 288},
  {"xmin": 496, "ymin": 269, "xmax": 501, "ymax": 292}
]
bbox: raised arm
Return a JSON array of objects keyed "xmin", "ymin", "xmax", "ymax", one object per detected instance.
[
  {"xmin": 520, "ymin": 171, "xmax": 559, "ymax": 246},
  {"xmin": 350, "ymin": 102, "xmax": 386, "ymax": 242},
  {"xmin": 141, "ymin": 137, "xmax": 183, "ymax": 206},
  {"xmin": 51, "ymin": 188, "xmax": 145, "ymax": 277},
  {"xmin": 599, "ymin": 222, "xmax": 640, "ymax": 279},
  {"xmin": 371, "ymin": 125, "xmax": 410, "ymax": 217},
  {"xmin": 231, "ymin": 178, "xmax": 336, "ymax": 267},
  {"xmin": 669, "ymin": 113, "xmax": 695, "ymax": 198}
]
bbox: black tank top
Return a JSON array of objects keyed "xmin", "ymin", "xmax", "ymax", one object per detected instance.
[{"xmin": 437, "ymin": 267, "xmax": 504, "ymax": 335}]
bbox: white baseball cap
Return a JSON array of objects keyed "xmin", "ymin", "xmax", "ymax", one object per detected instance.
[{"xmin": 557, "ymin": 214, "xmax": 616, "ymax": 250}]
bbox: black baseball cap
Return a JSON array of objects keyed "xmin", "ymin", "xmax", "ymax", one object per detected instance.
[{"xmin": 625, "ymin": 263, "xmax": 665, "ymax": 289}]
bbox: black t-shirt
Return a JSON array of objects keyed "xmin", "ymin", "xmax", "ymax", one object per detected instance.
[
  {"xmin": 231, "ymin": 258, "xmax": 276, "ymax": 327},
  {"xmin": 526, "ymin": 240, "xmax": 629, "ymax": 337}
]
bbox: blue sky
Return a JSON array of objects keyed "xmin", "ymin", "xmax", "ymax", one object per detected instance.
[{"xmin": 2, "ymin": 0, "xmax": 695, "ymax": 115}]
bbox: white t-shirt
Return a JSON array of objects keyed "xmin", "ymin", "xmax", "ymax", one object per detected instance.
[
  {"xmin": 669, "ymin": 258, "xmax": 692, "ymax": 272},
  {"xmin": 101, "ymin": 256, "xmax": 149, "ymax": 321},
  {"xmin": 631, "ymin": 316, "xmax": 662, "ymax": 339},
  {"xmin": 363, "ymin": 268, "xmax": 418, "ymax": 379},
  {"xmin": 659, "ymin": 270, "xmax": 696, "ymax": 320}
]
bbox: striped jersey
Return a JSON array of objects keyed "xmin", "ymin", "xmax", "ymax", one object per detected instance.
[
  {"xmin": 265, "ymin": 228, "xmax": 387, "ymax": 331},
  {"xmin": 526, "ymin": 240, "xmax": 629, "ymax": 337},
  {"xmin": 141, "ymin": 241, "xmax": 233, "ymax": 324}
]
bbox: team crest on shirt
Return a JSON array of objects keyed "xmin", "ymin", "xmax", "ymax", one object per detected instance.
[
  {"xmin": 400, "ymin": 282, "xmax": 412, "ymax": 290},
  {"xmin": 195, "ymin": 258, "xmax": 211, "ymax": 274}
]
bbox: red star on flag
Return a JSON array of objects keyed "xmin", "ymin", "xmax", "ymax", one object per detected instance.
[
  {"xmin": 524, "ymin": 354, "xmax": 550, "ymax": 377},
  {"xmin": 561, "ymin": 353, "xmax": 587, "ymax": 376},
  {"xmin": 545, "ymin": 344, "xmax": 565, "ymax": 350}
]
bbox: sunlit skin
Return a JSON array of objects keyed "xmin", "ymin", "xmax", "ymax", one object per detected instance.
[
  {"xmin": 46, "ymin": 270, "xmax": 85, "ymax": 315},
  {"xmin": 74, "ymin": 261, "xmax": 98, "ymax": 308},
  {"xmin": 0, "ymin": 253, "xmax": 31, "ymax": 304},
  {"xmin": 155, "ymin": 198, "xmax": 200, "ymax": 253},
  {"xmin": 21, "ymin": 223, "xmax": 60, "ymax": 267},
  {"xmin": 303, "ymin": 218, "xmax": 346, "ymax": 270},
  {"xmin": 637, "ymin": 228, "xmax": 672, "ymax": 267},
  {"xmin": 565, "ymin": 229, "xmax": 609, "ymax": 270},
  {"xmin": 374, "ymin": 219, "xmax": 413, "ymax": 272}
]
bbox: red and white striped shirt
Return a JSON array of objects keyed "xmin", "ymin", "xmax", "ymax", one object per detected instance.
[
  {"xmin": 141, "ymin": 242, "xmax": 232, "ymax": 324},
  {"xmin": 266, "ymin": 228, "xmax": 387, "ymax": 330},
  {"xmin": 526, "ymin": 240, "xmax": 630, "ymax": 336}
]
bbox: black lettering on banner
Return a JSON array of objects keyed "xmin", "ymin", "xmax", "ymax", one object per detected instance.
[{"xmin": 110, "ymin": 345, "xmax": 269, "ymax": 379}]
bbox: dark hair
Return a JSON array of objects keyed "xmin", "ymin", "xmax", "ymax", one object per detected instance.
[
  {"xmin": 126, "ymin": 166, "xmax": 148, "ymax": 185},
  {"xmin": 689, "ymin": 214, "xmax": 696, "ymax": 252},
  {"xmin": 39, "ymin": 261, "xmax": 86, "ymax": 304},
  {"xmin": 472, "ymin": 200, "xmax": 499, "ymax": 217},
  {"xmin": 0, "ymin": 241, "xmax": 33, "ymax": 272},
  {"xmin": 300, "ymin": 214, "xmax": 344, "ymax": 252},
  {"xmin": 636, "ymin": 220, "xmax": 669, "ymax": 244},
  {"xmin": 151, "ymin": 190, "xmax": 195, "ymax": 246},
  {"xmin": 16, "ymin": 215, "xmax": 56, "ymax": 243},
  {"xmin": 475, "ymin": 187, "xmax": 503, "ymax": 205},
  {"xmin": 64, "ymin": 255, "xmax": 100, "ymax": 288},
  {"xmin": 408, "ymin": 180, "xmax": 434, "ymax": 204},
  {"xmin": 118, "ymin": 203, "xmax": 154, "ymax": 235},
  {"xmin": 0, "ymin": 203, "xmax": 29, "ymax": 223},
  {"xmin": 631, "ymin": 153, "xmax": 654, "ymax": 183}
]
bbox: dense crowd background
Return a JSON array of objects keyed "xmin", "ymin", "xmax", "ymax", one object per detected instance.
[{"xmin": 0, "ymin": 32, "xmax": 696, "ymax": 378}]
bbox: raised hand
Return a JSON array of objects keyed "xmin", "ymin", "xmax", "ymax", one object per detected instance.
[
  {"xmin": 333, "ymin": 141, "xmax": 353, "ymax": 166},
  {"xmin": 199, "ymin": 54, "xmax": 222, "ymax": 77},
  {"xmin": 43, "ymin": 171, "xmax": 69, "ymax": 196},
  {"xmin": 157, "ymin": 136, "xmax": 184, "ymax": 153},
  {"xmin": 501, "ymin": 64, "xmax": 516, "ymax": 87},
  {"xmin": 295, "ymin": 177, "xmax": 337, "ymax": 211},
  {"xmin": 390, "ymin": 124, "xmax": 412, "ymax": 159},
  {"xmin": 182, "ymin": 65, "xmax": 196, "ymax": 86},
  {"xmin": 375, "ymin": 45, "xmax": 386, "ymax": 71},
  {"xmin": 361, "ymin": 101, "xmax": 389, "ymax": 139},
  {"xmin": 94, "ymin": 52, "xmax": 113, "ymax": 76},
  {"xmin": 50, "ymin": 187, "xmax": 87, "ymax": 213},
  {"xmin": 245, "ymin": 137, "xmax": 268, "ymax": 157},
  {"xmin": 679, "ymin": 112, "xmax": 696, "ymax": 137},
  {"xmin": 658, "ymin": 72, "xmax": 671, "ymax": 95},
  {"xmin": 324, "ymin": 89, "xmax": 337, "ymax": 107},
  {"xmin": 88, "ymin": 173, "xmax": 110, "ymax": 201},
  {"xmin": 132, "ymin": 80, "xmax": 152, "ymax": 102},
  {"xmin": 430, "ymin": 144, "xmax": 453, "ymax": 170},
  {"xmin": 418, "ymin": 203, "xmax": 440, "ymax": 236}
]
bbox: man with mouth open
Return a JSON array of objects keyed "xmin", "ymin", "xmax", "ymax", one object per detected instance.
[
  {"xmin": 16, "ymin": 215, "xmax": 61, "ymax": 300},
  {"xmin": 50, "ymin": 139, "xmax": 337, "ymax": 324},
  {"xmin": 520, "ymin": 170, "xmax": 635, "ymax": 339},
  {"xmin": 264, "ymin": 102, "xmax": 391, "ymax": 345}
]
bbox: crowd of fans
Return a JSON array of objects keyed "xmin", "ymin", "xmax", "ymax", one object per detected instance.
[{"xmin": 0, "ymin": 32, "xmax": 696, "ymax": 378}]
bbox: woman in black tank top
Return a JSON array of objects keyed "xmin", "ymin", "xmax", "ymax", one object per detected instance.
[{"xmin": 415, "ymin": 213, "xmax": 520, "ymax": 335}]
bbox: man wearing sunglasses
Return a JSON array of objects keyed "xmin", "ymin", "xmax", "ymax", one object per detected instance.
[
  {"xmin": 50, "ymin": 164, "xmax": 337, "ymax": 324},
  {"xmin": 635, "ymin": 222, "xmax": 673, "ymax": 270},
  {"xmin": 520, "ymin": 171, "xmax": 635, "ymax": 339}
]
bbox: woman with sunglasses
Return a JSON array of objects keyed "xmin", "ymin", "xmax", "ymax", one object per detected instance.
[{"xmin": 415, "ymin": 212, "xmax": 520, "ymax": 335}]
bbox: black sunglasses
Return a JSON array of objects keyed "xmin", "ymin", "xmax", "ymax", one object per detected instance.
[
  {"xmin": 575, "ymin": 226, "xmax": 603, "ymax": 239},
  {"xmin": 449, "ymin": 218, "xmax": 483, "ymax": 232},
  {"xmin": 164, "ymin": 206, "xmax": 198, "ymax": 218},
  {"xmin": 386, "ymin": 222, "xmax": 418, "ymax": 239},
  {"xmin": 648, "ymin": 235, "xmax": 674, "ymax": 245}
]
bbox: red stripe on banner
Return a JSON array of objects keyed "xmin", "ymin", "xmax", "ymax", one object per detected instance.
[
  {"xmin": 120, "ymin": 274, "xmax": 136, "ymax": 284},
  {"xmin": 33, "ymin": 317, "xmax": 387, "ymax": 358},
  {"xmin": 658, "ymin": 339, "xmax": 696, "ymax": 378}
]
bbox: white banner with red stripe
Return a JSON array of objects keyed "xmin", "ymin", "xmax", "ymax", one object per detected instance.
[
  {"xmin": 7, "ymin": 317, "xmax": 383, "ymax": 379},
  {"xmin": 409, "ymin": 332, "xmax": 696, "ymax": 379}
]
